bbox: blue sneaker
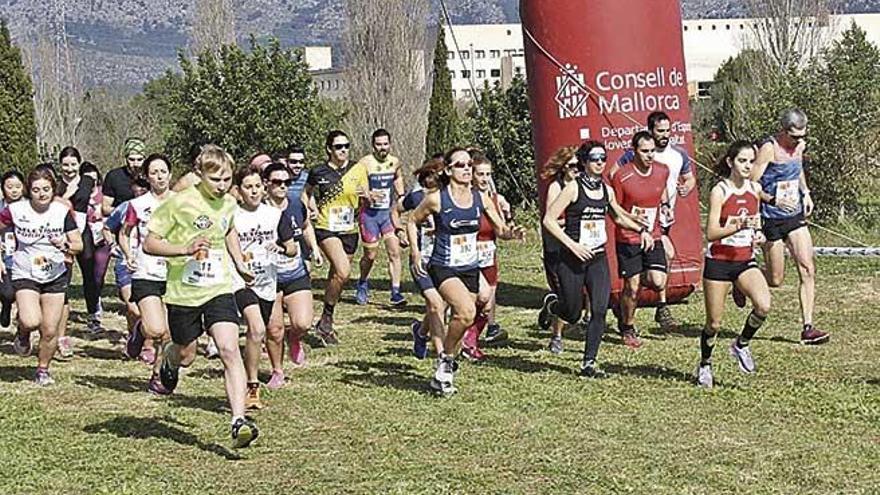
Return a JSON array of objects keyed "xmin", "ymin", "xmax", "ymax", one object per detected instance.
[
  {"xmin": 356, "ymin": 280, "xmax": 369, "ymax": 305},
  {"xmin": 411, "ymin": 320, "xmax": 429, "ymax": 359},
  {"xmin": 390, "ymin": 291, "xmax": 407, "ymax": 307}
]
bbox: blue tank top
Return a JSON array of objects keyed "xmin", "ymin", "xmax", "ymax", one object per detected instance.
[
  {"xmin": 277, "ymin": 201, "xmax": 308, "ymax": 282},
  {"xmin": 759, "ymin": 137, "xmax": 804, "ymax": 219},
  {"xmin": 429, "ymin": 187, "xmax": 483, "ymax": 270}
]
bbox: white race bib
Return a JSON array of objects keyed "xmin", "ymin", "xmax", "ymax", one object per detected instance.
[
  {"xmin": 775, "ymin": 180, "xmax": 800, "ymax": 208},
  {"xmin": 476, "ymin": 240, "xmax": 496, "ymax": 268},
  {"xmin": 372, "ymin": 189, "xmax": 392, "ymax": 209},
  {"xmin": 449, "ymin": 232, "xmax": 478, "ymax": 267},
  {"xmin": 182, "ymin": 249, "xmax": 225, "ymax": 287},
  {"xmin": 631, "ymin": 206, "xmax": 658, "ymax": 230},
  {"xmin": 244, "ymin": 247, "xmax": 277, "ymax": 287},
  {"xmin": 579, "ymin": 218, "xmax": 607, "ymax": 249},
  {"xmin": 2, "ymin": 232, "xmax": 15, "ymax": 257},
  {"xmin": 74, "ymin": 211, "xmax": 88, "ymax": 233},
  {"xmin": 142, "ymin": 254, "xmax": 167, "ymax": 279},
  {"xmin": 328, "ymin": 206, "xmax": 355, "ymax": 232},
  {"xmin": 31, "ymin": 253, "xmax": 64, "ymax": 283},
  {"xmin": 721, "ymin": 215, "xmax": 760, "ymax": 247}
]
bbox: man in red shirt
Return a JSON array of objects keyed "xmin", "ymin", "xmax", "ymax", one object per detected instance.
[{"xmin": 611, "ymin": 131, "xmax": 671, "ymax": 348}]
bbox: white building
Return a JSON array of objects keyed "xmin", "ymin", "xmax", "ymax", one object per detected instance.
[{"xmin": 445, "ymin": 13, "xmax": 880, "ymax": 99}]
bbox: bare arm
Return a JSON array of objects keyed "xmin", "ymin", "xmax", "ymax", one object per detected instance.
[
  {"xmin": 481, "ymin": 192, "xmax": 524, "ymax": 240},
  {"xmin": 541, "ymin": 182, "xmax": 577, "ymax": 246},
  {"xmin": 705, "ymin": 185, "xmax": 744, "ymax": 242},
  {"xmin": 750, "ymin": 143, "xmax": 775, "ymax": 203},
  {"xmin": 119, "ymin": 224, "xmax": 136, "ymax": 268},
  {"xmin": 144, "ymin": 232, "xmax": 207, "ymax": 257},
  {"xmin": 101, "ymin": 195, "xmax": 115, "ymax": 217},
  {"xmin": 64, "ymin": 229, "xmax": 84, "ymax": 256}
]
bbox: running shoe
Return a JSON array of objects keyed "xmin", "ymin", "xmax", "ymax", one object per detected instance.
[
  {"xmin": 548, "ymin": 335, "xmax": 564, "ymax": 355},
  {"xmin": 288, "ymin": 334, "xmax": 306, "ymax": 367},
  {"xmin": 800, "ymin": 325, "xmax": 830, "ymax": 345},
  {"xmin": 245, "ymin": 383, "xmax": 264, "ymax": 410},
  {"xmin": 411, "ymin": 321, "xmax": 429, "ymax": 360},
  {"xmin": 429, "ymin": 356, "xmax": 457, "ymax": 396},
  {"xmin": 266, "ymin": 370, "xmax": 286, "ymax": 390},
  {"xmin": 205, "ymin": 337, "xmax": 220, "ymax": 359},
  {"xmin": 125, "ymin": 320, "xmax": 145, "ymax": 359},
  {"xmin": 12, "ymin": 332, "xmax": 31, "ymax": 357},
  {"xmin": 729, "ymin": 340, "xmax": 756, "ymax": 374},
  {"xmin": 355, "ymin": 280, "xmax": 369, "ymax": 305},
  {"xmin": 654, "ymin": 305, "xmax": 678, "ymax": 331},
  {"xmin": 315, "ymin": 315, "xmax": 338, "ymax": 347},
  {"xmin": 34, "ymin": 367, "xmax": 54, "ymax": 386},
  {"xmin": 231, "ymin": 417, "xmax": 259, "ymax": 448},
  {"xmin": 148, "ymin": 373, "xmax": 171, "ymax": 396},
  {"xmin": 696, "ymin": 363, "xmax": 714, "ymax": 389},
  {"xmin": 461, "ymin": 328, "xmax": 487, "ymax": 362},
  {"xmin": 139, "ymin": 347, "xmax": 156, "ymax": 365},
  {"xmin": 86, "ymin": 315, "xmax": 102, "ymax": 334},
  {"xmin": 55, "ymin": 336, "xmax": 73, "ymax": 360},
  {"xmin": 483, "ymin": 323, "xmax": 508, "ymax": 344},
  {"xmin": 390, "ymin": 291, "xmax": 407, "ymax": 307},
  {"xmin": 159, "ymin": 344, "xmax": 180, "ymax": 393},
  {"xmin": 538, "ymin": 293, "xmax": 557, "ymax": 331},
  {"xmin": 579, "ymin": 359, "xmax": 608, "ymax": 379},
  {"xmin": 732, "ymin": 286, "xmax": 747, "ymax": 308},
  {"xmin": 621, "ymin": 330, "xmax": 643, "ymax": 350},
  {"xmin": 0, "ymin": 302, "xmax": 11, "ymax": 328}
]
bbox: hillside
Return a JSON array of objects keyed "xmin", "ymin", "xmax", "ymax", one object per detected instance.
[{"xmin": 2, "ymin": 0, "xmax": 879, "ymax": 87}]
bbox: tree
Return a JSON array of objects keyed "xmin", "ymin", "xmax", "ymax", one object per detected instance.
[
  {"xmin": 343, "ymin": 0, "xmax": 431, "ymax": 173},
  {"xmin": 425, "ymin": 25, "xmax": 458, "ymax": 157},
  {"xmin": 190, "ymin": 0, "xmax": 237, "ymax": 56},
  {"xmin": 0, "ymin": 19, "xmax": 37, "ymax": 169},
  {"xmin": 461, "ymin": 77, "xmax": 534, "ymax": 208},
  {"xmin": 145, "ymin": 37, "xmax": 336, "ymax": 175},
  {"xmin": 744, "ymin": 0, "xmax": 837, "ymax": 74}
]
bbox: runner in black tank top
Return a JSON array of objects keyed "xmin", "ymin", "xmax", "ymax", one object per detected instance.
[{"xmin": 542, "ymin": 141, "xmax": 653, "ymax": 377}]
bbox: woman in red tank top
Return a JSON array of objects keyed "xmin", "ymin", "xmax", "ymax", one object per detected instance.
[{"xmin": 697, "ymin": 141, "xmax": 772, "ymax": 389}]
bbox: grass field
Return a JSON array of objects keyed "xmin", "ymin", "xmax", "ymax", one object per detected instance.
[{"xmin": 0, "ymin": 231, "xmax": 879, "ymax": 494}]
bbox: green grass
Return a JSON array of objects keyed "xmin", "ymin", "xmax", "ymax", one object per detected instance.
[{"xmin": 1, "ymin": 236, "xmax": 879, "ymax": 494}]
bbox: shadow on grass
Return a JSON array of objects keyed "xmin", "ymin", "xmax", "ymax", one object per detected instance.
[
  {"xmin": 334, "ymin": 359, "xmax": 428, "ymax": 394},
  {"xmin": 602, "ymin": 362, "xmax": 694, "ymax": 384},
  {"xmin": 495, "ymin": 281, "xmax": 551, "ymax": 310},
  {"xmin": 485, "ymin": 354, "xmax": 572, "ymax": 375},
  {"xmin": 351, "ymin": 315, "xmax": 415, "ymax": 327},
  {"xmin": 83, "ymin": 415, "xmax": 241, "ymax": 460},
  {"xmin": 74, "ymin": 344, "xmax": 124, "ymax": 361},
  {"xmin": 380, "ymin": 331, "xmax": 411, "ymax": 343},
  {"xmin": 75, "ymin": 374, "xmax": 145, "ymax": 393},
  {"xmin": 167, "ymin": 393, "xmax": 230, "ymax": 415},
  {"xmin": 0, "ymin": 365, "xmax": 33, "ymax": 382}
]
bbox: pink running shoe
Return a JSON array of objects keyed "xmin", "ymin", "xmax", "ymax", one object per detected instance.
[
  {"xmin": 139, "ymin": 347, "xmax": 156, "ymax": 365},
  {"xmin": 287, "ymin": 334, "xmax": 306, "ymax": 367},
  {"xmin": 266, "ymin": 370, "xmax": 286, "ymax": 390}
]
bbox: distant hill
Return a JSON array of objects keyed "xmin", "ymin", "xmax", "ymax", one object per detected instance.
[{"xmin": 2, "ymin": 0, "xmax": 879, "ymax": 87}]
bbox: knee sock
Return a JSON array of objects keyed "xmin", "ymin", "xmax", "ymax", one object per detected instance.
[
  {"xmin": 700, "ymin": 329, "xmax": 716, "ymax": 366},
  {"xmin": 738, "ymin": 311, "xmax": 767, "ymax": 347},
  {"xmin": 322, "ymin": 303, "xmax": 335, "ymax": 318}
]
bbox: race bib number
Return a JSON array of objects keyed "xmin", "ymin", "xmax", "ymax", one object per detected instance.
[
  {"xmin": 328, "ymin": 206, "xmax": 355, "ymax": 232},
  {"xmin": 143, "ymin": 254, "xmax": 167, "ymax": 279},
  {"xmin": 631, "ymin": 206, "xmax": 658, "ymax": 231},
  {"xmin": 579, "ymin": 218, "xmax": 607, "ymax": 249},
  {"xmin": 476, "ymin": 240, "xmax": 496, "ymax": 268},
  {"xmin": 721, "ymin": 215, "xmax": 760, "ymax": 247},
  {"xmin": 371, "ymin": 189, "xmax": 392, "ymax": 210},
  {"xmin": 244, "ymin": 247, "xmax": 277, "ymax": 287},
  {"xmin": 776, "ymin": 180, "xmax": 800, "ymax": 209},
  {"xmin": 31, "ymin": 254, "xmax": 63, "ymax": 283},
  {"xmin": 182, "ymin": 249, "xmax": 225, "ymax": 287},
  {"xmin": 2, "ymin": 233, "xmax": 15, "ymax": 256},
  {"xmin": 449, "ymin": 232, "xmax": 478, "ymax": 267}
]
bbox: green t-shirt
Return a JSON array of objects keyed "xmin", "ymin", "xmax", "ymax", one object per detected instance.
[{"xmin": 147, "ymin": 185, "xmax": 238, "ymax": 307}]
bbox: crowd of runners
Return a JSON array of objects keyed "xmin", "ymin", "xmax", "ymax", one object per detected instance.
[{"xmin": 0, "ymin": 108, "xmax": 829, "ymax": 448}]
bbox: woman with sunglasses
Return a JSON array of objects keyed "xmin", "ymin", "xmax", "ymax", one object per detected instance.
[
  {"xmin": 303, "ymin": 130, "xmax": 369, "ymax": 346},
  {"xmin": 409, "ymin": 147, "xmax": 524, "ymax": 396},
  {"xmin": 537, "ymin": 146, "xmax": 579, "ymax": 333},
  {"xmin": 0, "ymin": 167, "xmax": 83, "ymax": 385},
  {"xmin": 542, "ymin": 141, "xmax": 651, "ymax": 377},
  {"xmin": 263, "ymin": 162, "xmax": 320, "ymax": 389}
]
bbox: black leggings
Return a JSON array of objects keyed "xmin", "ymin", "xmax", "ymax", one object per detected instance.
[
  {"xmin": 554, "ymin": 250, "xmax": 611, "ymax": 362},
  {"xmin": 542, "ymin": 231, "xmax": 562, "ymax": 294},
  {"xmin": 0, "ymin": 262, "xmax": 13, "ymax": 306},
  {"xmin": 76, "ymin": 227, "xmax": 100, "ymax": 315}
]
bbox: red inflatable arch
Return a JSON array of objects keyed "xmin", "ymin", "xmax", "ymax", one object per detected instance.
[{"xmin": 521, "ymin": 0, "xmax": 703, "ymax": 305}]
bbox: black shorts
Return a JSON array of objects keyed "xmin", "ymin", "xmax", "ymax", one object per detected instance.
[
  {"xmin": 130, "ymin": 279, "xmax": 167, "ymax": 304},
  {"xmin": 12, "ymin": 271, "xmax": 70, "ymax": 295},
  {"xmin": 234, "ymin": 288, "xmax": 274, "ymax": 325},
  {"xmin": 616, "ymin": 241, "xmax": 668, "ymax": 279},
  {"xmin": 427, "ymin": 265, "xmax": 479, "ymax": 294},
  {"xmin": 315, "ymin": 229, "xmax": 359, "ymax": 256},
  {"xmin": 278, "ymin": 275, "xmax": 311, "ymax": 296},
  {"xmin": 762, "ymin": 214, "xmax": 807, "ymax": 242},
  {"xmin": 167, "ymin": 294, "xmax": 239, "ymax": 346},
  {"xmin": 703, "ymin": 258, "xmax": 759, "ymax": 282}
]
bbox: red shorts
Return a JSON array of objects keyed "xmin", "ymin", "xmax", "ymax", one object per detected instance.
[{"xmin": 480, "ymin": 262, "xmax": 498, "ymax": 287}]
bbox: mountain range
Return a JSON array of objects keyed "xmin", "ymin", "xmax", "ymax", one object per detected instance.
[{"xmin": 2, "ymin": 0, "xmax": 879, "ymax": 87}]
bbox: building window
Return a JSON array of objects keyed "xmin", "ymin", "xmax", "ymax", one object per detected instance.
[
  {"xmin": 504, "ymin": 49, "xmax": 515, "ymax": 56},
  {"xmin": 476, "ymin": 69, "xmax": 486, "ymax": 78},
  {"xmin": 491, "ymin": 69, "xmax": 501, "ymax": 78},
  {"xmin": 451, "ymin": 89, "xmax": 457, "ymax": 98},
  {"xmin": 463, "ymin": 89, "xmax": 472, "ymax": 97},
  {"xmin": 461, "ymin": 50, "xmax": 470, "ymax": 59},
  {"xmin": 461, "ymin": 70, "xmax": 471, "ymax": 79},
  {"xmin": 506, "ymin": 29, "xmax": 512, "ymax": 35},
  {"xmin": 697, "ymin": 25, "xmax": 702, "ymax": 31},
  {"xmin": 450, "ymin": 71, "xmax": 455, "ymax": 79},
  {"xmin": 514, "ymin": 66, "xmax": 523, "ymax": 76},
  {"xmin": 697, "ymin": 81, "xmax": 713, "ymax": 99},
  {"xmin": 490, "ymin": 49, "xmax": 501, "ymax": 58},
  {"xmin": 447, "ymin": 51, "xmax": 455, "ymax": 59},
  {"xmin": 683, "ymin": 25, "xmax": 688, "ymax": 31},
  {"xmin": 475, "ymin": 50, "xmax": 485, "ymax": 59}
]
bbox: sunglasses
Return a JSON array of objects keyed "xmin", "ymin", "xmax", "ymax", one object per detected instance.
[
  {"xmin": 566, "ymin": 161, "xmax": 581, "ymax": 169},
  {"xmin": 269, "ymin": 178, "xmax": 294, "ymax": 187},
  {"xmin": 451, "ymin": 161, "xmax": 473, "ymax": 169},
  {"xmin": 288, "ymin": 159, "xmax": 305, "ymax": 165},
  {"xmin": 587, "ymin": 153, "xmax": 607, "ymax": 162},
  {"xmin": 332, "ymin": 143, "xmax": 351, "ymax": 151},
  {"xmin": 787, "ymin": 130, "xmax": 808, "ymax": 141}
]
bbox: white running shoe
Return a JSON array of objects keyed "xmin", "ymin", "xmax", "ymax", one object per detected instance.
[
  {"xmin": 729, "ymin": 340, "xmax": 756, "ymax": 374},
  {"xmin": 696, "ymin": 363, "xmax": 714, "ymax": 389}
]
